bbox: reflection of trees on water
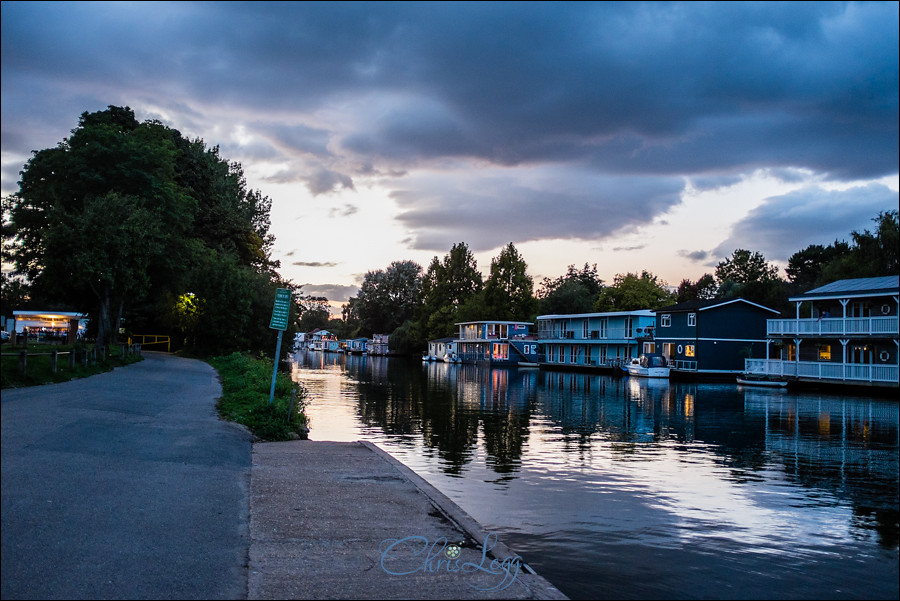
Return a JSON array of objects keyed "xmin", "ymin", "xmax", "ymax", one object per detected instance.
[{"xmin": 294, "ymin": 352, "xmax": 899, "ymax": 547}]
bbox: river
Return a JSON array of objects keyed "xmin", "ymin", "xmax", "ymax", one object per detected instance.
[{"xmin": 290, "ymin": 351, "xmax": 899, "ymax": 600}]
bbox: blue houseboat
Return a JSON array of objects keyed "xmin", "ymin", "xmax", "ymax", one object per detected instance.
[
  {"xmin": 652, "ymin": 298, "xmax": 780, "ymax": 379},
  {"xmin": 455, "ymin": 321, "xmax": 539, "ymax": 366},
  {"xmin": 744, "ymin": 276, "xmax": 898, "ymax": 388},
  {"xmin": 536, "ymin": 310, "xmax": 656, "ymax": 372}
]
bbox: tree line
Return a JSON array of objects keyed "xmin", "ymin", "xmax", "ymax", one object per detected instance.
[
  {"xmin": 2, "ymin": 106, "xmax": 301, "ymax": 358},
  {"xmin": 313, "ymin": 210, "xmax": 897, "ymax": 353}
]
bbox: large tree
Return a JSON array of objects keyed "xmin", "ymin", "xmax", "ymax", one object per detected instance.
[
  {"xmin": 353, "ymin": 260, "xmax": 423, "ymax": 336},
  {"xmin": 419, "ymin": 242, "xmax": 484, "ymax": 339},
  {"xmin": 482, "ymin": 243, "xmax": 536, "ymax": 321},
  {"xmin": 4, "ymin": 105, "xmax": 294, "ymax": 356},
  {"xmin": 715, "ymin": 249, "xmax": 787, "ymax": 310}
]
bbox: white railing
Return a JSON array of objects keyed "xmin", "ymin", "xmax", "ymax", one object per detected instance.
[
  {"xmin": 767, "ymin": 316, "xmax": 898, "ymax": 336},
  {"xmin": 745, "ymin": 358, "xmax": 899, "ymax": 383},
  {"xmin": 672, "ymin": 360, "xmax": 698, "ymax": 371}
]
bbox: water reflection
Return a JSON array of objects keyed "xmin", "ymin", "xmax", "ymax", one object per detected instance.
[{"xmin": 292, "ymin": 351, "xmax": 899, "ymax": 599}]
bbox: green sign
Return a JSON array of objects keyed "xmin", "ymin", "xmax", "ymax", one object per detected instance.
[{"xmin": 269, "ymin": 288, "xmax": 291, "ymax": 330}]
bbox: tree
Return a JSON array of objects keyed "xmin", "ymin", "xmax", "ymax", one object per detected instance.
[
  {"xmin": 4, "ymin": 105, "xmax": 290, "ymax": 356},
  {"xmin": 819, "ymin": 210, "xmax": 899, "ymax": 282},
  {"xmin": 537, "ymin": 263, "xmax": 604, "ymax": 315},
  {"xmin": 353, "ymin": 260, "xmax": 423, "ymax": 336},
  {"xmin": 594, "ymin": 271, "xmax": 674, "ymax": 312},
  {"xmin": 419, "ymin": 242, "xmax": 484, "ymax": 339},
  {"xmin": 297, "ymin": 294, "xmax": 332, "ymax": 332},
  {"xmin": 482, "ymin": 243, "xmax": 536, "ymax": 320},
  {"xmin": 715, "ymin": 249, "xmax": 787, "ymax": 310},
  {"xmin": 675, "ymin": 273, "xmax": 717, "ymax": 303},
  {"xmin": 786, "ymin": 241, "xmax": 851, "ymax": 290}
]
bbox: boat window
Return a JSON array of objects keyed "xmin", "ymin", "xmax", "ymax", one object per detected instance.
[
  {"xmin": 685, "ymin": 345, "xmax": 695, "ymax": 357},
  {"xmin": 818, "ymin": 345, "xmax": 832, "ymax": 361},
  {"xmin": 661, "ymin": 314, "xmax": 671, "ymax": 327},
  {"xmin": 688, "ymin": 313, "xmax": 696, "ymax": 327}
]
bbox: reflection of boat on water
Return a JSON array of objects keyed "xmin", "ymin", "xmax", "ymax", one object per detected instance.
[
  {"xmin": 737, "ymin": 375, "xmax": 788, "ymax": 388},
  {"xmin": 623, "ymin": 354, "xmax": 670, "ymax": 378}
]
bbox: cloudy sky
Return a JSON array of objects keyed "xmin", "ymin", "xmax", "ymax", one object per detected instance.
[{"xmin": 2, "ymin": 1, "xmax": 898, "ymax": 309}]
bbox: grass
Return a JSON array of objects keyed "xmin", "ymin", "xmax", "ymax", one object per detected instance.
[
  {"xmin": 0, "ymin": 342, "xmax": 144, "ymax": 389},
  {"xmin": 208, "ymin": 352, "xmax": 309, "ymax": 442}
]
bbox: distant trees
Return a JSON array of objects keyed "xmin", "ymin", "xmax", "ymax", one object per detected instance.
[
  {"xmin": 353, "ymin": 260, "xmax": 423, "ymax": 336},
  {"xmin": 3, "ymin": 105, "xmax": 297, "ymax": 356},
  {"xmin": 536, "ymin": 263, "xmax": 604, "ymax": 315},
  {"xmin": 675, "ymin": 273, "xmax": 717, "ymax": 303},
  {"xmin": 594, "ymin": 271, "xmax": 674, "ymax": 312}
]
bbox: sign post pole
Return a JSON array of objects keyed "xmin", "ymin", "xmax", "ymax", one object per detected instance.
[{"xmin": 268, "ymin": 288, "xmax": 291, "ymax": 405}]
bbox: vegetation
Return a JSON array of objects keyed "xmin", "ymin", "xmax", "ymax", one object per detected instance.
[
  {"xmin": 1, "ymin": 343, "xmax": 143, "ymax": 389},
  {"xmin": 594, "ymin": 271, "xmax": 674, "ymax": 312},
  {"xmin": 209, "ymin": 352, "xmax": 308, "ymax": 441},
  {"xmin": 2, "ymin": 105, "xmax": 302, "ymax": 359}
]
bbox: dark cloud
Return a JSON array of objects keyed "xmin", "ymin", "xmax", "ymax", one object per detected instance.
[
  {"xmin": 391, "ymin": 169, "xmax": 684, "ymax": 251},
  {"xmin": 2, "ymin": 2, "xmax": 897, "ymax": 226},
  {"xmin": 713, "ymin": 183, "xmax": 899, "ymax": 261},
  {"xmin": 293, "ymin": 261, "xmax": 340, "ymax": 268},
  {"xmin": 300, "ymin": 283, "xmax": 358, "ymax": 303},
  {"xmin": 328, "ymin": 204, "xmax": 359, "ymax": 218},
  {"xmin": 679, "ymin": 250, "xmax": 711, "ymax": 262}
]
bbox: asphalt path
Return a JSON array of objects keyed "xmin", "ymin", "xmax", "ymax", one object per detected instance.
[{"xmin": 1, "ymin": 352, "xmax": 252, "ymax": 600}]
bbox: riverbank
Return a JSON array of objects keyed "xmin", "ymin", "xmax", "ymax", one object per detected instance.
[{"xmin": 249, "ymin": 439, "xmax": 567, "ymax": 600}]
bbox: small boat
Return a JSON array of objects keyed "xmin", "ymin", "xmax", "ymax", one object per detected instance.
[
  {"xmin": 736, "ymin": 375, "xmax": 788, "ymax": 388},
  {"xmin": 623, "ymin": 354, "xmax": 670, "ymax": 378}
]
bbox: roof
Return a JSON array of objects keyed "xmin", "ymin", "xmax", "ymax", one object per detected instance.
[
  {"xmin": 791, "ymin": 275, "xmax": 899, "ymax": 301},
  {"xmin": 536, "ymin": 310, "xmax": 655, "ymax": 320},
  {"xmin": 428, "ymin": 337, "xmax": 456, "ymax": 344},
  {"xmin": 655, "ymin": 297, "xmax": 780, "ymax": 315},
  {"xmin": 454, "ymin": 321, "xmax": 532, "ymax": 326}
]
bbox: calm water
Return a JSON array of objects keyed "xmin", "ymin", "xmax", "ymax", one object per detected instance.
[{"xmin": 291, "ymin": 351, "xmax": 899, "ymax": 600}]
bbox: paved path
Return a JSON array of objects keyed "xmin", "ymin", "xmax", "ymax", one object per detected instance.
[
  {"xmin": 1, "ymin": 352, "xmax": 252, "ymax": 600},
  {"xmin": 2, "ymin": 352, "xmax": 566, "ymax": 600}
]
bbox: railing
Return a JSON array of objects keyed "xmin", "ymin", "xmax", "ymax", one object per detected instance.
[
  {"xmin": 745, "ymin": 358, "xmax": 899, "ymax": 384},
  {"xmin": 129, "ymin": 334, "xmax": 171, "ymax": 352},
  {"xmin": 672, "ymin": 360, "xmax": 698, "ymax": 371},
  {"xmin": 767, "ymin": 316, "xmax": 898, "ymax": 336}
]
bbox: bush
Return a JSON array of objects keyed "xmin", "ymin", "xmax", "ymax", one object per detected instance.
[{"xmin": 209, "ymin": 352, "xmax": 309, "ymax": 441}]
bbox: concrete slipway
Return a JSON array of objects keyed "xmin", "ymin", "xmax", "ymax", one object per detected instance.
[{"xmin": 1, "ymin": 352, "xmax": 566, "ymax": 600}]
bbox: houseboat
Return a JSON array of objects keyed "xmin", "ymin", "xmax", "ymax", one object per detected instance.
[
  {"xmin": 743, "ymin": 276, "xmax": 898, "ymax": 389},
  {"xmin": 652, "ymin": 298, "xmax": 780, "ymax": 379},
  {"xmin": 426, "ymin": 337, "xmax": 459, "ymax": 362},
  {"xmin": 536, "ymin": 310, "xmax": 656, "ymax": 373},
  {"xmin": 455, "ymin": 321, "xmax": 540, "ymax": 366},
  {"xmin": 345, "ymin": 337, "xmax": 368, "ymax": 355},
  {"xmin": 368, "ymin": 334, "xmax": 391, "ymax": 356}
]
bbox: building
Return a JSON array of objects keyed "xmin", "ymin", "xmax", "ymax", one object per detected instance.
[
  {"xmin": 744, "ymin": 276, "xmax": 899, "ymax": 387},
  {"xmin": 368, "ymin": 334, "xmax": 391, "ymax": 356},
  {"xmin": 536, "ymin": 310, "xmax": 656, "ymax": 371},
  {"xmin": 652, "ymin": 298, "xmax": 780, "ymax": 378},
  {"xmin": 427, "ymin": 337, "xmax": 458, "ymax": 361},
  {"xmin": 455, "ymin": 321, "xmax": 539, "ymax": 365},
  {"xmin": 10, "ymin": 310, "xmax": 87, "ymax": 344}
]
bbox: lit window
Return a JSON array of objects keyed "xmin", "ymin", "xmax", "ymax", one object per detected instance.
[
  {"xmin": 685, "ymin": 345, "xmax": 695, "ymax": 357},
  {"xmin": 688, "ymin": 313, "xmax": 696, "ymax": 327},
  {"xmin": 818, "ymin": 345, "xmax": 831, "ymax": 361},
  {"xmin": 661, "ymin": 314, "xmax": 671, "ymax": 327}
]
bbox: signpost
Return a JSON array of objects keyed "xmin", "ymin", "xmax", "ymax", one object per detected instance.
[{"xmin": 268, "ymin": 288, "xmax": 291, "ymax": 404}]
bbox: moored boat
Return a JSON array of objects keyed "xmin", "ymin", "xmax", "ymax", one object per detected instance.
[
  {"xmin": 736, "ymin": 375, "xmax": 788, "ymax": 388},
  {"xmin": 623, "ymin": 353, "xmax": 670, "ymax": 378}
]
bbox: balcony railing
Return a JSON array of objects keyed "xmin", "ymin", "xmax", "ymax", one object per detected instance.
[
  {"xmin": 767, "ymin": 316, "xmax": 898, "ymax": 337},
  {"xmin": 745, "ymin": 358, "xmax": 899, "ymax": 384}
]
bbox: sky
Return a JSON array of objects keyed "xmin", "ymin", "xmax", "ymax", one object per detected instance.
[{"xmin": 2, "ymin": 1, "xmax": 898, "ymax": 312}]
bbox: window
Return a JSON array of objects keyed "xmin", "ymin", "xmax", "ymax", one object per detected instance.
[
  {"xmin": 583, "ymin": 321, "xmax": 589, "ymax": 339},
  {"xmin": 643, "ymin": 342, "xmax": 655, "ymax": 354},
  {"xmin": 818, "ymin": 345, "xmax": 831, "ymax": 361},
  {"xmin": 688, "ymin": 313, "xmax": 696, "ymax": 327},
  {"xmin": 661, "ymin": 314, "xmax": 671, "ymax": 327},
  {"xmin": 599, "ymin": 318, "xmax": 608, "ymax": 339},
  {"xmin": 685, "ymin": 345, "xmax": 695, "ymax": 357},
  {"xmin": 624, "ymin": 316, "xmax": 633, "ymax": 338}
]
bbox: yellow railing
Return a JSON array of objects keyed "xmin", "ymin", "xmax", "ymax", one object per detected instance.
[{"xmin": 129, "ymin": 334, "xmax": 171, "ymax": 352}]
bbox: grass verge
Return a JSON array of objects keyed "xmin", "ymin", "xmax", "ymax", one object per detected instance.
[
  {"xmin": 1, "ymin": 343, "xmax": 143, "ymax": 389},
  {"xmin": 208, "ymin": 352, "xmax": 309, "ymax": 442}
]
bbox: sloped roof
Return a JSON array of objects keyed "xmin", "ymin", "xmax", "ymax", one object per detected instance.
[
  {"xmin": 792, "ymin": 275, "xmax": 899, "ymax": 301},
  {"xmin": 655, "ymin": 297, "xmax": 780, "ymax": 314}
]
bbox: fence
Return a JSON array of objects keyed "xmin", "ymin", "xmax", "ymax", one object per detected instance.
[{"xmin": 1, "ymin": 344, "xmax": 142, "ymax": 378}]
